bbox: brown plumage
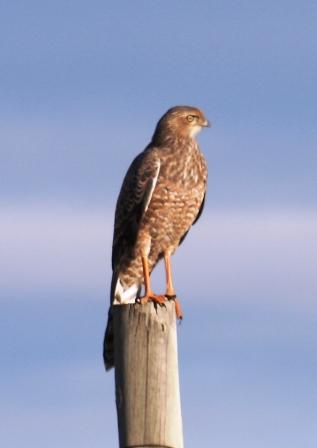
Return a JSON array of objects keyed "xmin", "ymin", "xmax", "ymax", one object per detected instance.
[{"xmin": 103, "ymin": 105, "xmax": 210, "ymax": 370}]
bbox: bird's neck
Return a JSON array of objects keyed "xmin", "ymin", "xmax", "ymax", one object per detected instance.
[{"xmin": 152, "ymin": 133, "xmax": 198, "ymax": 154}]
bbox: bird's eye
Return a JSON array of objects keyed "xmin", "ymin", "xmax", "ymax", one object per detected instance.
[{"xmin": 187, "ymin": 115, "xmax": 194, "ymax": 122}]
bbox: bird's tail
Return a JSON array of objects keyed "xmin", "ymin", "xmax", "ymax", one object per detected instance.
[
  {"xmin": 103, "ymin": 307, "xmax": 115, "ymax": 370},
  {"xmin": 103, "ymin": 273, "xmax": 141, "ymax": 370}
]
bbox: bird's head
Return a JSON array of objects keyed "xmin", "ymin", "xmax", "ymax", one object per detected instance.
[{"xmin": 152, "ymin": 106, "xmax": 211, "ymax": 144}]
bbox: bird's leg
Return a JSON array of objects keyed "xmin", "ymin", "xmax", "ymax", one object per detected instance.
[
  {"xmin": 164, "ymin": 253, "xmax": 176, "ymax": 297},
  {"xmin": 164, "ymin": 254, "xmax": 183, "ymax": 319},
  {"xmin": 138, "ymin": 255, "xmax": 166, "ymax": 306}
]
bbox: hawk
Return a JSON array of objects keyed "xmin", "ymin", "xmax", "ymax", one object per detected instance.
[{"xmin": 103, "ymin": 105, "xmax": 210, "ymax": 370}]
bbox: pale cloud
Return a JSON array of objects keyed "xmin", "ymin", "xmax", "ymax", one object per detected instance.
[
  {"xmin": 0, "ymin": 204, "xmax": 112, "ymax": 296},
  {"xmin": 173, "ymin": 208, "xmax": 317, "ymax": 307},
  {"xmin": 1, "ymin": 204, "xmax": 316, "ymax": 308}
]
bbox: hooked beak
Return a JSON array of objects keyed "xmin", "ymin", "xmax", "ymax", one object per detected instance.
[{"xmin": 201, "ymin": 118, "xmax": 211, "ymax": 128}]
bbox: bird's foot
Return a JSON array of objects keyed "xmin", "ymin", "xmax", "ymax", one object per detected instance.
[
  {"xmin": 165, "ymin": 294, "xmax": 183, "ymax": 320},
  {"xmin": 137, "ymin": 293, "xmax": 167, "ymax": 307}
]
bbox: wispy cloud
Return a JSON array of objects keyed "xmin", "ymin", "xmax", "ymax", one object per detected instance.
[
  {"xmin": 173, "ymin": 208, "xmax": 317, "ymax": 307},
  {"xmin": 1, "ymin": 204, "xmax": 316, "ymax": 308}
]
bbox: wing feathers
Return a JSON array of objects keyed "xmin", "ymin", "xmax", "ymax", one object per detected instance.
[
  {"xmin": 111, "ymin": 150, "xmax": 160, "ymax": 269},
  {"xmin": 143, "ymin": 159, "xmax": 160, "ymax": 213}
]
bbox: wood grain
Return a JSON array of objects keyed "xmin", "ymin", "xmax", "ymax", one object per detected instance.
[{"xmin": 113, "ymin": 301, "xmax": 183, "ymax": 448}]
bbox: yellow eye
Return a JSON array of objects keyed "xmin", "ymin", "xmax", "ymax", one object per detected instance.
[{"xmin": 187, "ymin": 115, "xmax": 194, "ymax": 122}]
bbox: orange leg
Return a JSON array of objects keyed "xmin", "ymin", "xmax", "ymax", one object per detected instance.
[
  {"xmin": 164, "ymin": 254, "xmax": 183, "ymax": 320},
  {"xmin": 138, "ymin": 255, "xmax": 166, "ymax": 305}
]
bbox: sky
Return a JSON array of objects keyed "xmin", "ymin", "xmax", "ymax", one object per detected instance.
[{"xmin": 1, "ymin": 1, "xmax": 317, "ymax": 447}]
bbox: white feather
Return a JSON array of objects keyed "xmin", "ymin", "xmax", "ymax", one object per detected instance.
[
  {"xmin": 189, "ymin": 125, "xmax": 202, "ymax": 137},
  {"xmin": 113, "ymin": 278, "xmax": 139, "ymax": 305},
  {"xmin": 144, "ymin": 159, "xmax": 160, "ymax": 212}
]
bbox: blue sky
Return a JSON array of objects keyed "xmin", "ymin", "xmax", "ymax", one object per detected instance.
[{"xmin": 1, "ymin": 1, "xmax": 317, "ymax": 447}]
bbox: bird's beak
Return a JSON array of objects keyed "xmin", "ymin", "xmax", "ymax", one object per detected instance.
[{"xmin": 201, "ymin": 119, "xmax": 211, "ymax": 128}]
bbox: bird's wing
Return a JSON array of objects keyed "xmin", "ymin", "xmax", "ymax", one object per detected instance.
[
  {"xmin": 193, "ymin": 153, "xmax": 208, "ymax": 226},
  {"xmin": 193, "ymin": 192, "xmax": 206, "ymax": 225},
  {"xmin": 112, "ymin": 149, "xmax": 160, "ymax": 270}
]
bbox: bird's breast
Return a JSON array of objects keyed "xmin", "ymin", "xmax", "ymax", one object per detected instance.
[{"xmin": 157, "ymin": 147, "xmax": 206, "ymax": 191}]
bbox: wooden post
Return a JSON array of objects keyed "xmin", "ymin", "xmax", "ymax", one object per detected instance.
[{"xmin": 113, "ymin": 301, "xmax": 183, "ymax": 448}]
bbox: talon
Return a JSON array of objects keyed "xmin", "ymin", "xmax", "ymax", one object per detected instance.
[
  {"xmin": 165, "ymin": 295, "xmax": 183, "ymax": 320},
  {"xmin": 174, "ymin": 298, "xmax": 183, "ymax": 320},
  {"xmin": 139, "ymin": 293, "xmax": 166, "ymax": 306}
]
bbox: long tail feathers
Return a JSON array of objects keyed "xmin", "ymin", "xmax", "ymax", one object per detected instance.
[{"xmin": 103, "ymin": 307, "xmax": 114, "ymax": 370}]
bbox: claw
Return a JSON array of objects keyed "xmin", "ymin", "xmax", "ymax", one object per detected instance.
[
  {"xmin": 165, "ymin": 295, "xmax": 183, "ymax": 320},
  {"xmin": 138, "ymin": 293, "xmax": 166, "ymax": 306}
]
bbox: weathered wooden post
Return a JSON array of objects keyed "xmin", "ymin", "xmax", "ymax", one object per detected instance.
[{"xmin": 112, "ymin": 301, "xmax": 183, "ymax": 448}]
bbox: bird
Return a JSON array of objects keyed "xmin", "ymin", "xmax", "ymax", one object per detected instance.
[{"xmin": 103, "ymin": 105, "xmax": 210, "ymax": 370}]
